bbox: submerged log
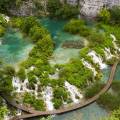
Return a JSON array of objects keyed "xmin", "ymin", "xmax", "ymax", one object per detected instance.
[{"xmin": 62, "ymin": 40, "xmax": 84, "ymax": 49}]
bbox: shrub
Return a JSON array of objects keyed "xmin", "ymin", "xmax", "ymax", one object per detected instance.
[
  {"xmin": 85, "ymin": 82, "xmax": 104, "ymax": 98},
  {"xmin": 110, "ymin": 6, "xmax": 120, "ymax": 25},
  {"xmin": 97, "ymin": 93, "xmax": 120, "ymax": 111},
  {"xmin": 98, "ymin": 8, "xmax": 111, "ymax": 24},
  {"xmin": 52, "ymin": 98, "xmax": 62, "ymax": 109},
  {"xmin": 0, "ymin": 25, "xmax": 5, "ymax": 37},
  {"xmin": 17, "ymin": 67, "xmax": 26, "ymax": 82}
]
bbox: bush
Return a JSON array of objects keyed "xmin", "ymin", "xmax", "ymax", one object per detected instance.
[
  {"xmin": 110, "ymin": 6, "xmax": 120, "ymax": 25},
  {"xmin": 23, "ymin": 93, "xmax": 45, "ymax": 110},
  {"xmin": 85, "ymin": 82, "xmax": 104, "ymax": 98},
  {"xmin": 52, "ymin": 98, "xmax": 62, "ymax": 109},
  {"xmin": 53, "ymin": 87, "xmax": 68, "ymax": 101},
  {"xmin": 3, "ymin": 66, "xmax": 15, "ymax": 77},
  {"xmin": 60, "ymin": 59, "xmax": 94, "ymax": 88},
  {"xmin": 102, "ymin": 108, "xmax": 120, "ymax": 120},
  {"xmin": 47, "ymin": 0, "xmax": 79, "ymax": 19},
  {"xmin": 17, "ymin": 67, "xmax": 26, "ymax": 82},
  {"xmin": 98, "ymin": 8, "xmax": 111, "ymax": 24},
  {"xmin": 64, "ymin": 19, "xmax": 85, "ymax": 34},
  {"xmin": 0, "ymin": 25, "xmax": 5, "ymax": 37},
  {"xmin": 97, "ymin": 93, "xmax": 120, "ymax": 111},
  {"xmin": 111, "ymin": 81, "xmax": 120, "ymax": 92}
]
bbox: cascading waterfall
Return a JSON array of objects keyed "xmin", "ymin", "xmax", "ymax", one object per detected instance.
[
  {"xmin": 42, "ymin": 86, "xmax": 54, "ymax": 111},
  {"xmin": 104, "ymin": 48, "xmax": 114, "ymax": 60},
  {"xmin": 65, "ymin": 81, "xmax": 83, "ymax": 103},
  {"xmin": 88, "ymin": 51, "xmax": 107, "ymax": 69},
  {"xmin": 110, "ymin": 34, "xmax": 120, "ymax": 52},
  {"xmin": 82, "ymin": 59, "xmax": 97, "ymax": 76}
]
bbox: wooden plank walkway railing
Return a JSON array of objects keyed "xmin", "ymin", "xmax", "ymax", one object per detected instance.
[{"xmin": 8, "ymin": 61, "xmax": 118, "ymax": 120}]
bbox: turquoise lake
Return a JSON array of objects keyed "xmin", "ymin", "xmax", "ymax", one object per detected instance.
[{"xmin": 0, "ymin": 29, "xmax": 33, "ymax": 66}]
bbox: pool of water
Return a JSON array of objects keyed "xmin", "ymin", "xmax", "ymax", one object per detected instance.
[
  {"xmin": 40, "ymin": 18, "xmax": 83, "ymax": 65},
  {"xmin": 0, "ymin": 29, "xmax": 33, "ymax": 66}
]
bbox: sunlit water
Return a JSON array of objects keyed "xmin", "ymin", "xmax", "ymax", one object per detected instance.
[
  {"xmin": 40, "ymin": 18, "xmax": 82, "ymax": 65},
  {"xmin": 0, "ymin": 29, "xmax": 33, "ymax": 66}
]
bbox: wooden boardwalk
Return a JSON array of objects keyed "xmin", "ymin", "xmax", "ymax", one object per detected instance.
[{"xmin": 9, "ymin": 61, "xmax": 118, "ymax": 120}]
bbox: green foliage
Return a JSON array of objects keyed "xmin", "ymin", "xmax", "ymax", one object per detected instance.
[
  {"xmin": 0, "ymin": 25, "xmax": 5, "ymax": 37},
  {"xmin": 17, "ymin": 67, "xmax": 26, "ymax": 81},
  {"xmin": 0, "ymin": 15, "xmax": 7, "ymax": 27},
  {"xmin": 23, "ymin": 93, "xmax": 45, "ymax": 111},
  {"xmin": 98, "ymin": 8, "xmax": 111, "ymax": 24},
  {"xmin": 56, "ymin": 4, "xmax": 79, "ymax": 19},
  {"xmin": 0, "ymin": 106, "xmax": 8, "ymax": 120},
  {"xmin": 60, "ymin": 59, "xmax": 93, "ymax": 88},
  {"xmin": 53, "ymin": 87, "xmax": 68, "ymax": 101},
  {"xmin": 52, "ymin": 98, "xmax": 62, "ymax": 109},
  {"xmin": 0, "ymin": 0, "xmax": 16, "ymax": 13},
  {"xmin": 64, "ymin": 19, "xmax": 85, "ymax": 34},
  {"xmin": 40, "ymin": 116, "xmax": 52, "ymax": 120},
  {"xmin": 111, "ymin": 81, "xmax": 120, "ymax": 94},
  {"xmin": 97, "ymin": 93, "xmax": 120, "ymax": 111},
  {"xmin": 110, "ymin": 6, "xmax": 120, "ymax": 25},
  {"xmin": 47, "ymin": 0, "xmax": 61, "ymax": 18},
  {"xmin": 47, "ymin": 0, "xmax": 78, "ymax": 19},
  {"xmin": 29, "ymin": 25, "xmax": 49, "ymax": 43},
  {"xmin": 102, "ymin": 108, "xmax": 120, "ymax": 120},
  {"xmin": 3, "ymin": 66, "xmax": 15, "ymax": 77},
  {"xmin": 85, "ymin": 82, "xmax": 104, "ymax": 98}
]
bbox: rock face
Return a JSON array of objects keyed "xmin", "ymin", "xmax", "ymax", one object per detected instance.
[
  {"xmin": 80, "ymin": 0, "xmax": 120, "ymax": 17},
  {"xmin": 9, "ymin": 0, "xmax": 120, "ymax": 17},
  {"xmin": 9, "ymin": 0, "xmax": 35, "ymax": 16},
  {"xmin": 63, "ymin": 0, "xmax": 120, "ymax": 17}
]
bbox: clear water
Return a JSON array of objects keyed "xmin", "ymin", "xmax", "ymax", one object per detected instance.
[
  {"xmin": 114, "ymin": 65, "xmax": 120, "ymax": 81},
  {"xmin": 40, "ymin": 18, "xmax": 82, "ymax": 65},
  {"xmin": 0, "ymin": 29, "xmax": 33, "ymax": 66}
]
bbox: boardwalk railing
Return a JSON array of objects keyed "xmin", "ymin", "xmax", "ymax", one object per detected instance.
[{"xmin": 8, "ymin": 61, "xmax": 118, "ymax": 120}]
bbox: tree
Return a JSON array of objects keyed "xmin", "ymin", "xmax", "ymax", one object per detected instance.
[
  {"xmin": 0, "ymin": 106, "xmax": 8, "ymax": 120},
  {"xmin": 98, "ymin": 8, "xmax": 111, "ymax": 24},
  {"xmin": 0, "ymin": 0, "xmax": 16, "ymax": 13},
  {"xmin": 102, "ymin": 108, "xmax": 120, "ymax": 120},
  {"xmin": 17, "ymin": 67, "xmax": 26, "ymax": 82},
  {"xmin": 47, "ymin": 0, "xmax": 61, "ymax": 17},
  {"xmin": 52, "ymin": 98, "xmax": 62, "ymax": 109},
  {"xmin": 3, "ymin": 66, "xmax": 15, "ymax": 77},
  {"xmin": 0, "ymin": 25, "xmax": 5, "ymax": 37},
  {"xmin": 110, "ymin": 6, "xmax": 120, "ymax": 25},
  {"xmin": 40, "ymin": 116, "xmax": 52, "ymax": 120}
]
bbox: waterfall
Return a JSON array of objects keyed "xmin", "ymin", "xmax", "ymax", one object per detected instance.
[
  {"xmin": 104, "ymin": 48, "xmax": 114, "ymax": 60},
  {"xmin": 42, "ymin": 86, "xmax": 54, "ymax": 111},
  {"xmin": 110, "ymin": 34, "xmax": 120, "ymax": 52},
  {"xmin": 88, "ymin": 51, "xmax": 107, "ymax": 69},
  {"xmin": 12, "ymin": 77, "xmax": 22, "ymax": 93},
  {"xmin": 82, "ymin": 59, "xmax": 97, "ymax": 76},
  {"xmin": 65, "ymin": 81, "xmax": 83, "ymax": 103}
]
